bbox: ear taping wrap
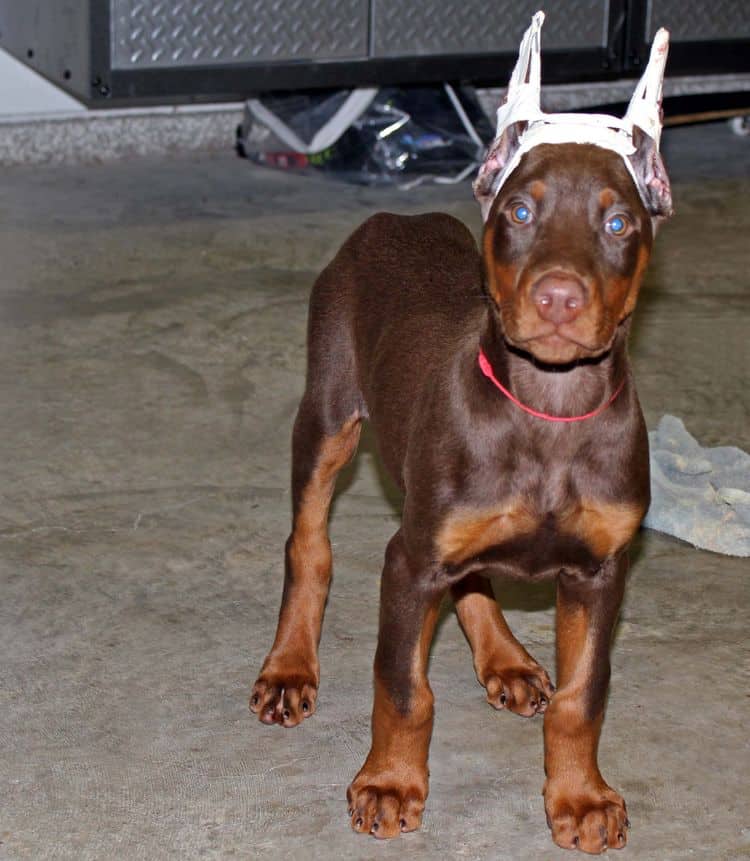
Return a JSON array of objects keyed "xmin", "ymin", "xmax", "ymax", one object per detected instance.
[{"xmin": 474, "ymin": 12, "xmax": 670, "ymax": 221}]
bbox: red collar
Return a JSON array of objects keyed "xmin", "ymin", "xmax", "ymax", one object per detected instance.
[{"xmin": 477, "ymin": 348, "xmax": 625, "ymax": 423}]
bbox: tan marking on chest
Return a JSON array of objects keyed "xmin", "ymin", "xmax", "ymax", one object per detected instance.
[
  {"xmin": 561, "ymin": 499, "xmax": 645, "ymax": 558},
  {"xmin": 436, "ymin": 501, "xmax": 537, "ymax": 565}
]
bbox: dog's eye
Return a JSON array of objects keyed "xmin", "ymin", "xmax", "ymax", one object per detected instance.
[
  {"xmin": 605, "ymin": 214, "xmax": 629, "ymax": 236},
  {"xmin": 510, "ymin": 204, "xmax": 533, "ymax": 225}
]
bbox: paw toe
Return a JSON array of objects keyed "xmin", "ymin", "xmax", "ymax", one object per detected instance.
[
  {"xmin": 349, "ymin": 787, "xmax": 377, "ymax": 833},
  {"xmin": 370, "ymin": 795, "xmax": 401, "ymax": 839},
  {"xmin": 579, "ymin": 810, "xmax": 609, "ymax": 853},
  {"xmin": 550, "ymin": 809, "xmax": 579, "ymax": 849},
  {"xmin": 484, "ymin": 675, "xmax": 507, "ymax": 709}
]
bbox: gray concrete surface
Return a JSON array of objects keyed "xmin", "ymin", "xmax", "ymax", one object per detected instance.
[{"xmin": 0, "ymin": 123, "xmax": 748, "ymax": 860}]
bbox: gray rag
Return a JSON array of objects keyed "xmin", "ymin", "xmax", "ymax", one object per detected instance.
[{"xmin": 643, "ymin": 415, "xmax": 750, "ymax": 557}]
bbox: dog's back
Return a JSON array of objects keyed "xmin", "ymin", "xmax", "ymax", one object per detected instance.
[{"xmin": 307, "ymin": 211, "xmax": 485, "ymax": 482}]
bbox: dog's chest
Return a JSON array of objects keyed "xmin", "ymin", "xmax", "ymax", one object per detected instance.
[{"xmin": 435, "ymin": 451, "xmax": 644, "ymax": 575}]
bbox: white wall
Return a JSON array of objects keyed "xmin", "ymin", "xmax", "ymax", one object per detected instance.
[{"xmin": 0, "ymin": 48, "xmax": 84, "ymax": 116}]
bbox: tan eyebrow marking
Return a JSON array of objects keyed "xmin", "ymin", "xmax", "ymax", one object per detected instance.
[
  {"xmin": 599, "ymin": 188, "xmax": 616, "ymax": 210},
  {"xmin": 530, "ymin": 180, "xmax": 546, "ymax": 201}
]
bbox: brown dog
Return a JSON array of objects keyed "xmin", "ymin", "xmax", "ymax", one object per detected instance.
[{"xmin": 250, "ymin": 131, "xmax": 672, "ymax": 853}]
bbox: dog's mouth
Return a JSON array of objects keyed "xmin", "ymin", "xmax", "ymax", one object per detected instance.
[
  {"xmin": 504, "ymin": 337, "xmax": 615, "ymax": 374},
  {"xmin": 506, "ymin": 326, "xmax": 611, "ymax": 364},
  {"xmin": 494, "ymin": 288, "xmax": 621, "ymax": 364}
]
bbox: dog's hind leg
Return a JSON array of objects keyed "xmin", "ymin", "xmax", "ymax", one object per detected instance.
[
  {"xmin": 452, "ymin": 573, "xmax": 555, "ymax": 717},
  {"xmin": 251, "ymin": 271, "xmax": 363, "ymax": 728},
  {"xmin": 250, "ymin": 399, "xmax": 361, "ymax": 727}
]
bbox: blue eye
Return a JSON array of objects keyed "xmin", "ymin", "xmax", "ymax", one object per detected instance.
[
  {"xmin": 511, "ymin": 204, "xmax": 532, "ymax": 224},
  {"xmin": 606, "ymin": 215, "xmax": 628, "ymax": 236}
]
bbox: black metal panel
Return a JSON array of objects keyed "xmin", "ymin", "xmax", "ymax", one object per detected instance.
[
  {"xmin": 110, "ymin": 0, "xmax": 368, "ymax": 69},
  {"xmin": 659, "ymin": 41, "xmax": 750, "ymax": 77},
  {"xmin": 646, "ymin": 0, "xmax": 750, "ymax": 42},
  {"xmin": 626, "ymin": 0, "xmax": 750, "ymax": 76},
  {"xmin": 623, "ymin": 0, "xmax": 649, "ymax": 72},
  {"xmin": 661, "ymin": 90, "xmax": 750, "ymax": 119},
  {"xmin": 81, "ymin": 0, "xmax": 630, "ymax": 105},
  {"xmin": 87, "ymin": 0, "xmax": 629, "ymax": 106},
  {"xmin": 604, "ymin": 0, "xmax": 629, "ymax": 73},
  {"xmin": 0, "ymin": 0, "xmax": 748, "ymax": 109},
  {"xmin": 89, "ymin": 0, "xmax": 111, "ymax": 100},
  {"xmin": 93, "ymin": 48, "xmax": 620, "ymax": 106},
  {"xmin": 371, "ymin": 0, "xmax": 610, "ymax": 57}
]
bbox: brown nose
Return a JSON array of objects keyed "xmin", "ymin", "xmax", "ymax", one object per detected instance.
[{"xmin": 531, "ymin": 274, "xmax": 587, "ymax": 325}]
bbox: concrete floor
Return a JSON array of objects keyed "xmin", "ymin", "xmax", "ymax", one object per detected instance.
[{"xmin": 0, "ymin": 123, "xmax": 748, "ymax": 860}]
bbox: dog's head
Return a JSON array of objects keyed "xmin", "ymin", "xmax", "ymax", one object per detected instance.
[
  {"xmin": 481, "ymin": 138, "xmax": 671, "ymax": 365},
  {"xmin": 475, "ymin": 14, "xmax": 672, "ymax": 365}
]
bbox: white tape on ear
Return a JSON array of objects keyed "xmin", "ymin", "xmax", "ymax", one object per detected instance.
[
  {"xmin": 624, "ymin": 27, "xmax": 670, "ymax": 149},
  {"xmin": 476, "ymin": 12, "xmax": 670, "ymax": 218}
]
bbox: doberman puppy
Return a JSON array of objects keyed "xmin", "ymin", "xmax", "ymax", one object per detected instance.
[{"xmin": 250, "ymin": 135, "xmax": 672, "ymax": 852}]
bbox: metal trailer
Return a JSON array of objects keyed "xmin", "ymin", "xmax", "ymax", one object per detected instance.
[{"xmin": 0, "ymin": 1, "xmax": 748, "ymax": 113}]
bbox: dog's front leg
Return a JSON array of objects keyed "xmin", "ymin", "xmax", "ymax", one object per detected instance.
[
  {"xmin": 348, "ymin": 530, "xmax": 445, "ymax": 839},
  {"xmin": 543, "ymin": 554, "xmax": 630, "ymax": 854}
]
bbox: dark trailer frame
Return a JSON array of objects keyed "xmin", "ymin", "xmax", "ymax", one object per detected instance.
[{"xmin": 0, "ymin": 0, "xmax": 748, "ymax": 110}]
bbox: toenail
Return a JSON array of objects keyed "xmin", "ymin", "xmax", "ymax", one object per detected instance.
[
  {"xmin": 371, "ymin": 822, "xmax": 379, "ymax": 832},
  {"xmin": 251, "ymin": 695, "xmax": 259, "ymax": 706},
  {"xmin": 400, "ymin": 818, "xmax": 407, "ymax": 830},
  {"xmin": 348, "ymin": 808, "xmax": 353, "ymax": 816},
  {"xmin": 283, "ymin": 709, "xmax": 290, "ymax": 719},
  {"xmin": 572, "ymin": 836, "xmax": 579, "ymax": 848},
  {"xmin": 625, "ymin": 818, "xmax": 631, "ymax": 828},
  {"xmin": 617, "ymin": 832, "xmax": 624, "ymax": 843},
  {"xmin": 500, "ymin": 693, "xmax": 507, "ymax": 705},
  {"xmin": 302, "ymin": 701, "xmax": 309, "ymax": 712},
  {"xmin": 355, "ymin": 817, "xmax": 363, "ymax": 827}
]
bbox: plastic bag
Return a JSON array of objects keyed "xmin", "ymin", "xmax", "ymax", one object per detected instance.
[{"xmin": 237, "ymin": 84, "xmax": 494, "ymax": 187}]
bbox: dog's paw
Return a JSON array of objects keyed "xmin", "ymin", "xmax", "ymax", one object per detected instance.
[
  {"xmin": 482, "ymin": 662, "xmax": 555, "ymax": 716},
  {"xmin": 249, "ymin": 667, "xmax": 318, "ymax": 728},
  {"xmin": 544, "ymin": 779, "xmax": 629, "ymax": 853},
  {"xmin": 346, "ymin": 780, "xmax": 425, "ymax": 839}
]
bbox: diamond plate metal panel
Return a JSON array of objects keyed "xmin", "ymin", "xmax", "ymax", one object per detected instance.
[
  {"xmin": 110, "ymin": 0, "xmax": 369, "ymax": 69},
  {"xmin": 647, "ymin": 0, "xmax": 750, "ymax": 41},
  {"xmin": 371, "ymin": 0, "xmax": 610, "ymax": 57}
]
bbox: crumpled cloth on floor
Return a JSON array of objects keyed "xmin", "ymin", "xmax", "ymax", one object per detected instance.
[{"xmin": 643, "ymin": 415, "xmax": 750, "ymax": 557}]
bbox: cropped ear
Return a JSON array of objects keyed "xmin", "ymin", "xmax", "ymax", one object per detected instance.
[
  {"xmin": 628, "ymin": 126, "xmax": 673, "ymax": 219},
  {"xmin": 475, "ymin": 12, "xmax": 544, "ymax": 221},
  {"xmin": 473, "ymin": 120, "xmax": 526, "ymax": 220}
]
